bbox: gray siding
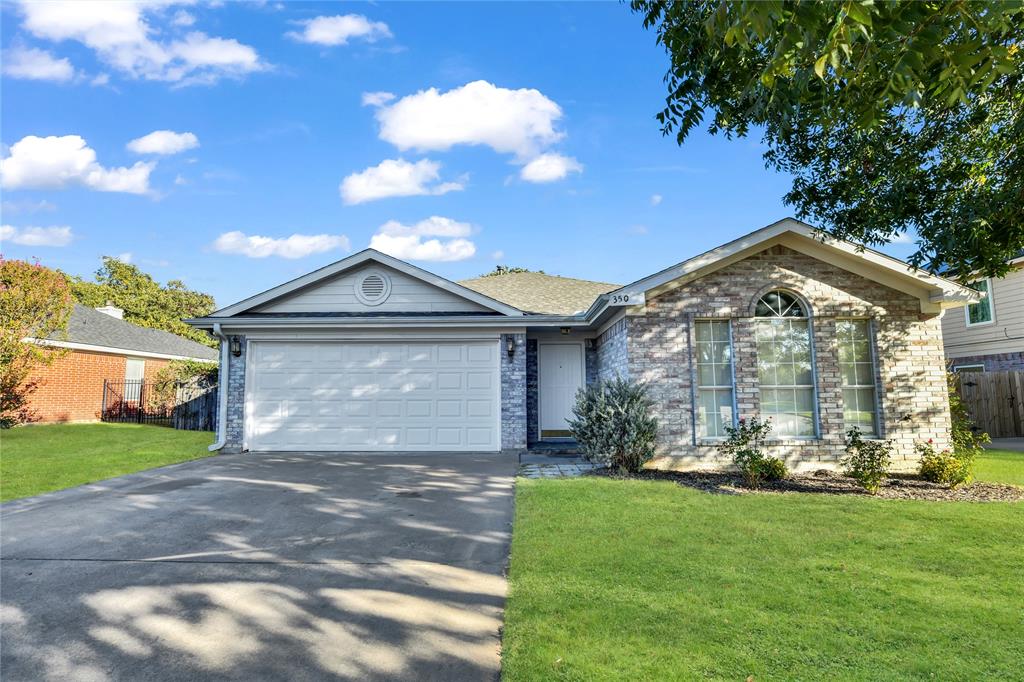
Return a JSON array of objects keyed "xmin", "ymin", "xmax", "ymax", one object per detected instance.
[
  {"xmin": 942, "ymin": 266, "xmax": 1024, "ymax": 359},
  {"xmin": 256, "ymin": 263, "xmax": 492, "ymax": 314}
]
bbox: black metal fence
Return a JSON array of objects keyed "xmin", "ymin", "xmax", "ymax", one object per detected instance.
[{"xmin": 101, "ymin": 379, "xmax": 217, "ymax": 432}]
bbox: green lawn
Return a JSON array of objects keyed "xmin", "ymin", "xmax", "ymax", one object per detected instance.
[
  {"xmin": 0, "ymin": 423, "xmax": 215, "ymax": 502},
  {"xmin": 504, "ymin": 475, "xmax": 1024, "ymax": 680},
  {"xmin": 976, "ymin": 449, "xmax": 1024, "ymax": 486}
]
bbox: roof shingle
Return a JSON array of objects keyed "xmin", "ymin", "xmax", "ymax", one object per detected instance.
[
  {"xmin": 458, "ymin": 272, "xmax": 620, "ymax": 315},
  {"xmin": 47, "ymin": 304, "xmax": 218, "ymax": 361}
]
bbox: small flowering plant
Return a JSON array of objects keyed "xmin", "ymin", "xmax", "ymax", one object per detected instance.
[
  {"xmin": 917, "ymin": 439, "xmax": 974, "ymax": 488},
  {"xmin": 718, "ymin": 416, "xmax": 785, "ymax": 486}
]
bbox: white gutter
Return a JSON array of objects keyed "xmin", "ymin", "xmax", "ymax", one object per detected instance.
[{"xmin": 208, "ymin": 323, "xmax": 229, "ymax": 452}]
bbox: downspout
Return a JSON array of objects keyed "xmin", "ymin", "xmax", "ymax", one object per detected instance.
[{"xmin": 208, "ymin": 323, "xmax": 229, "ymax": 452}]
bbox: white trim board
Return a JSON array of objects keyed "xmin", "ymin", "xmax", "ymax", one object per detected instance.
[{"xmin": 27, "ymin": 338, "xmax": 215, "ymax": 362}]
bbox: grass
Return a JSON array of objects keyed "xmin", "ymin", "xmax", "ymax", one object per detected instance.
[
  {"xmin": 0, "ymin": 423, "xmax": 215, "ymax": 502},
  {"xmin": 504, "ymin": 476, "xmax": 1024, "ymax": 681},
  {"xmin": 975, "ymin": 448, "xmax": 1024, "ymax": 486}
]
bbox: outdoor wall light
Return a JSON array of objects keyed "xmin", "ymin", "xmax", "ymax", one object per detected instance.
[
  {"xmin": 230, "ymin": 336, "xmax": 242, "ymax": 357},
  {"xmin": 560, "ymin": 327, "xmax": 571, "ymax": 335},
  {"xmin": 506, "ymin": 337, "xmax": 515, "ymax": 358}
]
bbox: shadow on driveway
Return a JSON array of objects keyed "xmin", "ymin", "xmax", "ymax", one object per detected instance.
[{"xmin": 1, "ymin": 451, "xmax": 516, "ymax": 681}]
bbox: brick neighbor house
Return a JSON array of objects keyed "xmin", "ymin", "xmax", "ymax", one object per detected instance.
[
  {"xmin": 24, "ymin": 303, "xmax": 218, "ymax": 423},
  {"xmin": 187, "ymin": 218, "xmax": 978, "ymax": 472}
]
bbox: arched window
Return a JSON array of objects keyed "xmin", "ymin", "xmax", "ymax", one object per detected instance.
[{"xmin": 754, "ymin": 290, "xmax": 817, "ymax": 437}]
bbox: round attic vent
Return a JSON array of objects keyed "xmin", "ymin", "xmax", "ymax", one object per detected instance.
[{"xmin": 355, "ymin": 270, "xmax": 391, "ymax": 306}]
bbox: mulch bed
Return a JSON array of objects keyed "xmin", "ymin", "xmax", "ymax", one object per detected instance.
[{"xmin": 590, "ymin": 468, "xmax": 1024, "ymax": 502}]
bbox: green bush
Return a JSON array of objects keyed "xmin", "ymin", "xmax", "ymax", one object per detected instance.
[
  {"xmin": 917, "ymin": 440, "xmax": 974, "ymax": 488},
  {"xmin": 843, "ymin": 427, "xmax": 893, "ymax": 493},
  {"xmin": 756, "ymin": 455, "xmax": 788, "ymax": 482},
  {"xmin": 567, "ymin": 378, "xmax": 658, "ymax": 473},
  {"xmin": 718, "ymin": 417, "xmax": 786, "ymax": 487}
]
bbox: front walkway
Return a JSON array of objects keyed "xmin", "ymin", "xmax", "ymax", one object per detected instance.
[
  {"xmin": 1, "ymin": 451, "xmax": 516, "ymax": 681},
  {"xmin": 518, "ymin": 454, "xmax": 597, "ymax": 479}
]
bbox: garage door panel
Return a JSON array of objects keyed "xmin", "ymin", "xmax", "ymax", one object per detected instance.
[{"xmin": 247, "ymin": 341, "xmax": 499, "ymax": 452}]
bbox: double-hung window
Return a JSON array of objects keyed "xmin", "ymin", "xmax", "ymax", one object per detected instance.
[
  {"xmin": 836, "ymin": 319, "xmax": 879, "ymax": 436},
  {"xmin": 754, "ymin": 290, "xmax": 817, "ymax": 437},
  {"xmin": 694, "ymin": 319, "xmax": 735, "ymax": 438},
  {"xmin": 966, "ymin": 279, "xmax": 994, "ymax": 326}
]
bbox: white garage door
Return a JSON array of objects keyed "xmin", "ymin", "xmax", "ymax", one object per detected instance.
[{"xmin": 246, "ymin": 340, "xmax": 500, "ymax": 452}]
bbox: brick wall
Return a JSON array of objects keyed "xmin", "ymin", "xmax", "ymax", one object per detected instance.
[
  {"xmin": 501, "ymin": 333, "xmax": 527, "ymax": 452},
  {"xmin": 596, "ymin": 317, "xmax": 629, "ymax": 381},
  {"xmin": 627, "ymin": 245, "xmax": 951, "ymax": 472},
  {"xmin": 21, "ymin": 350, "xmax": 169, "ymax": 423},
  {"xmin": 526, "ymin": 339, "xmax": 539, "ymax": 446},
  {"xmin": 223, "ymin": 336, "xmax": 246, "ymax": 453}
]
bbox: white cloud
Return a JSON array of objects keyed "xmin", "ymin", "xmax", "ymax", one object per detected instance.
[
  {"xmin": 375, "ymin": 80, "xmax": 565, "ymax": 159},
  {"xmin": 115, "ymin": 252, "xmax": 133, "ymax": 263},
  {"xmin": 0, "ymin": 135, "xmax": 154, "ymax": 195},
  {"xmin": 491, "ymin": 250, "xmax": 504, "ymax": 260},
  {"xmin": 1, "ymin": 199, "xmax": 57, "ymax": 214},
  {"xmin": 519, "ymin": 153, "xmax": 582, "ymax": 183},
  {"xmin": 90, "ymin": 73, "xmax": 111, "ymax": 86},
  {"xmin": 0, "ymin": 224, "xmax": 74, "ymax": 247},
  {"xmin": 174, "ymin": 174, "xmax": 188, "ymax": 186},
  {"xmin": 650, "ymin": 194, "xmax": 663, "ymax": 206},
  {"xmin": 127, "ymin": 130, "xmax": 199, "ymax": 155},
  {"xmin": 376, "ymin": 216, "xmax": 473, "ymax": 238},
  {"xmin": 213, "ymin": 231, "xmax": 351, "ymax": 259},
  {"xmin": 361, "ymin": 91, "xmax": 395, "ymax": 107},
  {"xmin": 17, "ymin": 1, "xmax": 265, "ymax": 85},
  {"xmin": 171, "ymin": 10, "xmax": 195, "ymax": 27},
  {"xmin": 891, "ymin": 232, "xmax": 916, "ymax": 244},
  {"xmin": 369, "ymin": 216, "xmax": 477, "ymax": 262},
  {"xmin": 339, "ymin": 158, "xmax": 464, "ymax": 205},
  {"xmin": 627, "ymin": 224, "xmax": 649, "ymax": 235},
  {"xmin": 2, "ymin": 45, "xmax": 75, "ymax": 82},
  {"xmin": 286, "ymin": 14, "xmax": 391, "ymax": 46}
]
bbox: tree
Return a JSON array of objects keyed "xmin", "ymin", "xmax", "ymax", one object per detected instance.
[
  {"xmin": 478, "ymin": 265, "xmax": 543, "ymax": 277},
  {"xmin": 69, "ymin": 257, "xmax": 216, "ymax": 347},
  {"xmin": 0, "ymin": 258, "xmax": 73, "ymax": 427},
  {"xmin": 632, "ymin": 0, "xmax": 1024, "ymax": 280}
]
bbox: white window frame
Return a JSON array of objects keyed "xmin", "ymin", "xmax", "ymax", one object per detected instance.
[
  {"xmin": 754, "ymin": 290, "xmax": 820, "ymax": 439},
  {"xmin": 965, "ymin": 278, "xmax": 995, "ymax": 327},
  {"xmin": 836, "ymin": 318, "xmax": 881, "ymax": 437},
  {"xmin": 693, "ymin": 319, "xmax": 737, "ymax": 440},
  {"xmin": 952, "ymin": 363, "xmax": 985, "ymax": 373}
]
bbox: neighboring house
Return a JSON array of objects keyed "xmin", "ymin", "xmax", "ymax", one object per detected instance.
[
  {"xmin": 25, "ymin": 304, "xmax": 218, "ymax": 423},
  {"xmin": 942, "ymin": 253, "xmax": 1024, "ymax": 372},
  {"xmin": 187, "ymin": 218, "xmax": 975, "ymax": 471}
]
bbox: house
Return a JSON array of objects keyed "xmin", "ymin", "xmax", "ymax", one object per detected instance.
[
  {"xmin": 24, "ymin": 303, "xmax": 218, "ymax": 423},
  {"xmin": 187, "ymin": 218, "xmax": 976, "ymax": 471},
  {"xmin": 941, "ymin": 253, "xmax": 1024, "ymax": 372}
]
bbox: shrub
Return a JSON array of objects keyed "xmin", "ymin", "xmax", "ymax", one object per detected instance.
[
  {"xmin": 567, "ymin": 378, "xmax": 658, "ymax": 473},
  {"xmin": 917, "ymin": 440, "xmax": 974, "ymax": 488},
  {"xmin": 718, "ymin": 417, "xmax": 786, "ymax": 487},
  {"xmin": 948, "ymin": 371, "xmax": 990, "ymax": 455},
  {"xmin": 756, "ymin": 455, "xmax": 788, "ymax": 482},
  {"xmin": 843, "ymin": 427, "xmax": 893, "ymax": 493}
]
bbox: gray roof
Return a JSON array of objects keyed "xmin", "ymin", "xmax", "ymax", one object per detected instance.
[
  {"xmin": 459, "ymin": 272, "xmax": 620, "ymax": 315},
  {"xmin": 48, "ymin": 304, "xmax": 218, "ymax": 361}
]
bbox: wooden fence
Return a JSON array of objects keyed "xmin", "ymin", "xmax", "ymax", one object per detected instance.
[{"xmin": 957, "ymin": 370, "xmax": 1024, "ymax": 438}]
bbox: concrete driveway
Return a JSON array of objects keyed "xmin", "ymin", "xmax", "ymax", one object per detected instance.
[{"xmin": 1, "ymin": 451, "xmax": 516, "ymax": 681}]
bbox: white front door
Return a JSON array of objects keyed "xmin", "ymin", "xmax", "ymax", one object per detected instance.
[
  {"xmin": 246, "ymin": 340, "xmax": 500, "ymax": 452},
  {"xmin": 539, "ymin": 343, "xmax": 584, "ymax": 439}
]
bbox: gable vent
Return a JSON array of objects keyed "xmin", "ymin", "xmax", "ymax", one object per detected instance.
[{"xmin": 355, "ymin": 270, "xmax": 392, "ymax": 306}]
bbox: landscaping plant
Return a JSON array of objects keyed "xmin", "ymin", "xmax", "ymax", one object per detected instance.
[
  {"xmin": 567, "ymin": 378, "xmax": 658, "ymax": 473},
  {"xmin": 917, "ymin": 440, "xmax": 974, "ymax": 488},
  {"xmin": 718, "ymin": 416, "xmax": 786, "ymax": 487},
  {"xmin": 843, "ymin": 427, "xmax": 893, "ymax": 494}
]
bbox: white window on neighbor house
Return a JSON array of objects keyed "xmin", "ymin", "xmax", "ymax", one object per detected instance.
[
  {"xmin": 694, "ymin": 319, "xmax": 735, "ymax": 439},
  {"xmin": 836, "ymin": 319, "xmax": 879, "ymax": 436},
  {"xmin": 754, "ymin": 290, "xmax": 818, "ymax": 438},
  {"xmin": 966, "ymin": 278, "xmax": 995, "ymax": 327},
  {"xmin": 124, "ymin": 357, "xmax": 145, "ymax": 403}
]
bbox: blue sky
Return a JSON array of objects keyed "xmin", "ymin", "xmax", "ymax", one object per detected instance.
[{"xmin": 1, "ymin": 1, "xmax": 915, "ymax": 308}]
